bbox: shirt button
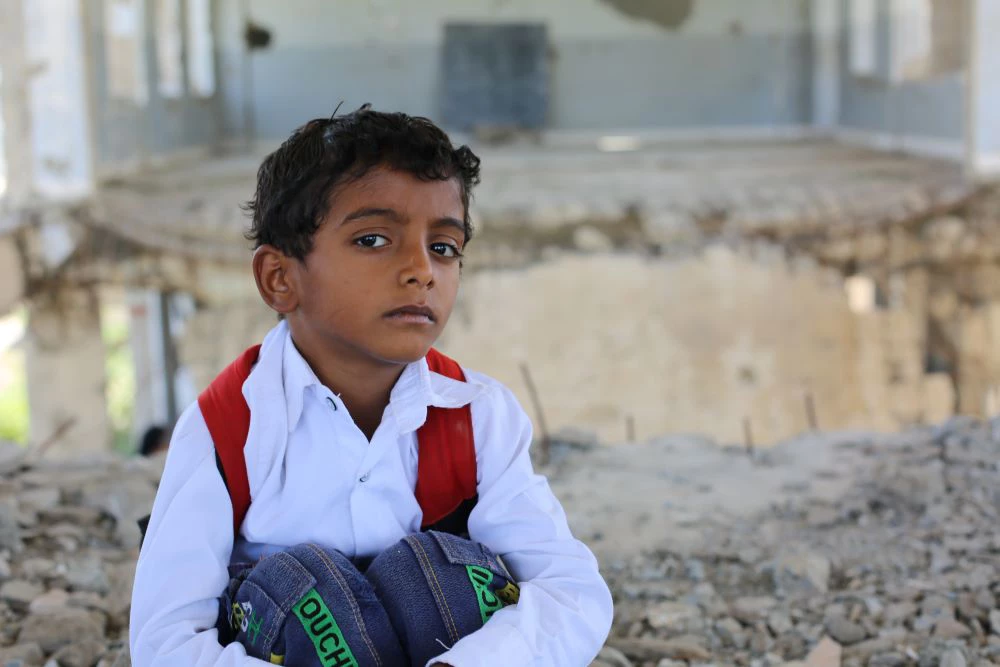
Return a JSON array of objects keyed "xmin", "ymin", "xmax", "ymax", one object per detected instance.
[
  {"xmin": 326, "ymin": 397, "xmax": 338, "ymax": 411},
  {"xmin": 359, "ymin": 472, "xmax": 370, "ymax": 483}
]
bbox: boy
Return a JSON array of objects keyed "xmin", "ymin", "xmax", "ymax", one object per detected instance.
[{"xmin": 129, "ymin": 106, "xmax": 613, "ymax": 666}]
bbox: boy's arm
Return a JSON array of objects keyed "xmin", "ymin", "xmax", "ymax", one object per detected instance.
[
  {"xmin": 129, "ymin": 404, "xmax": 271, "ymax": 667},
  {"xmin": 428, "ymin": 381, "xmax": 614, "ymax": 667}
]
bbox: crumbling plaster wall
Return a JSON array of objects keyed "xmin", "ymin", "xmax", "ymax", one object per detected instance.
[{"xmin": 175, "ymin": 238, "xmax": 961, "ymax": 446}]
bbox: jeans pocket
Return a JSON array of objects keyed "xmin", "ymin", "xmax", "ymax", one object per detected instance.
[
  {"xmin": 247, "ymin": 551, "xmax": 318, "ymax": 616},
  {"xmin": 225, "ymin": 550, "xmax": 318, "ymax": 661},
  {"xmin": 429, "ymin": 530, "xmax": 495, "ymax": 570},
  {"xmin": 425, "ymin": 532, "xmax": 520, "ymax": 623}
]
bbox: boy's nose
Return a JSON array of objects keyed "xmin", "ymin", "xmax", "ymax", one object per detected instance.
[{"xmin": 399, "ymin": 245, "xmax": 434, "ymax": 287}]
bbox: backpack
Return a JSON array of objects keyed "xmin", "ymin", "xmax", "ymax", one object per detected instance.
[{"xmin": 138, "ymin": 346, "xmax": 479, "ymax": 543}]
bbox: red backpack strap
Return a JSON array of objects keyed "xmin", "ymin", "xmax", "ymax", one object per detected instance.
[
  {"xmin": 197, "ymin": 344, "xmax": 261, "ymax": 537},
  {"xmin": 415, "ymin": 348, "xmax": 478, "ymax": 530}
]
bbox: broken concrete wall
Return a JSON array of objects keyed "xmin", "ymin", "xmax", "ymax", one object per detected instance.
[
  {"xmin": 439, "ymin": 248, "xmax": 869, "ymax": 444},
  {"xmin": 222, "ymin": 0, "xmax": 811, "ymax": 138},
  {"xmin": 173, "ymin": 240, "xmax": 963, "ymax": 446}
]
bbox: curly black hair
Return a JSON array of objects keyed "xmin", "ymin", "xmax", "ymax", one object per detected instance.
[{"xmin": 245, "ymin": 105, "xmax": 482, "ymax": 261}]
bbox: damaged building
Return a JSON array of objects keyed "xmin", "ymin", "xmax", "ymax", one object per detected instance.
[{"xmin": 2, "ymin": 0, "xmax": 1000, "ymax": 453}]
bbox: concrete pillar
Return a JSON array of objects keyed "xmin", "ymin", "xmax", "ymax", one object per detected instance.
[
  {"xmin": 966, "ymin": 0, "xmax": 1000, "ymax": 180},
  {"xmin": 127, "ymin": 290, "xmax": 172, "ymax": 442},
  {"xmin": 0, "ymin": 238, "xmax": 25, "ymax": 315},
  {"xmin": 24, "ymin": 286, "xmax": 109, "ymax": 456},
  {"xmin": 23, "ymin": 0, "xmax": 96, "ymax": 200},
  {"xmin": 0, "ymin": 0, "xmax": 32, "ymax": 208},
  {"xmin": 810, "ymin": 0, "xmax": 841, "ymax": 128}
]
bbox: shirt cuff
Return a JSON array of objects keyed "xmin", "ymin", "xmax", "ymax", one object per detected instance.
[{"xmin": 424, "ymin": 622, "xmax": 533, "ymax": 667}]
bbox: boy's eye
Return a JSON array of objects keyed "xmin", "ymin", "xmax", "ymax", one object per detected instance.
[
  {"xmin": 355, "ymin": 234, "xmax": 389, "ymax": 248},
  {"xmin": 431, "ymin": 242, "xmax": 462, "ymax": 258}
]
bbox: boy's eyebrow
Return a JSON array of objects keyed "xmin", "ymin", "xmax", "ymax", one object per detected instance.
[
  {"xmin": 341, "ymin": 207, "xmax": 402, "ymax": 224},
  {"xmin": 342, "ymin": 208, "xmax": 465, "ymax": 236},
  {"xmin": 432, "ymin": 217, "xmax": 466, "ymax": 235}
]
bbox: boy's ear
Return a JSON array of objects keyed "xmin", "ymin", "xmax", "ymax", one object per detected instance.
[{"xmin": 252, "ymin": 245, "xmax": 299, "ymax": 316}]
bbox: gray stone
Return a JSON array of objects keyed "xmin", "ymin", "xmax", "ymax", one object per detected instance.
[
  {"xmin": 772, "ymin": 631, "xmax": 807, "ymax": 660},
  {"xmin": 913, "ymin": 614, "xmax": 938, "ymax": 633},
  {"xmin": 28, "ymin": 588, "xmax": 69, "ymax": 615},
  {"xmin": 61, "ymin": 553, "xmax": 109, "ymax": 595},
  {"xmin": 731, "ymin": 597, "xmax": 779, "ymax": 624},
  {"xmin": 592, "ymin": 646, "xmax": 633, "ymax": 667},
  {"xmin": 620, "ymin": 581, "xmax": 676, "ymax": 601},
  {"xmin": 825, "ymin": 616, "xmax": 867, "ymax": 645},
  {"xmin": 767, "ymin": 610, "xmax": 794, "ymax": 636},
  {"xmin": 0, "ymin": 642, "xmax": 44, "ymax": 667},
  {"xmin": 749, "ymin": 626, "xmax": 772, "ymax": 654},
  {"xmin": 989, "ymin": 609, "xmax": 1000, "ymax": 636},
  {"xmin": 882, "ymin": 600, "xmax": 919, "ymax": 626},
  {"xmin": 18, "ymin": 489, "xmax": 61, "ymax": 513},
  {"xmin": 940, "ymin": 648, "xmax": 968, "ymax": 667},
  {"xmin": 16, "ymin": 609, "xmax": 105, "ymax": 653},
  {"xmin": 0, "ymin": 580, "xmax": 43, "ymax": 612},
  {"xmin": 847, "ymin": 637, "xmax": 897, "ymax": 662},
  {"xmin": 867, "ymin": 653, "xmax": 906, "ymax": 667},
  {"xmin": 608, "ymin": 637, "xmax": 711, "ymax": 662},
  {"xmin": 51, "ymin": 639, "xmax": 106, "ymax": 667},
  {"xmin": 108, "ymin": 647, "xmax": 130, "ymax": 667},
  {"xmin": 20, "ymin": 558, "xmax": 56, "ymax": 579},
  {"xmin": 684, "ymin": 559, "xmax": 706, "ymax": 582},
  {"xmin": 646, "ymin": 601, "xmax": 703, "ymax": 631},
  {"xmin": 920, "ymin": 594, "xmax": 956, "ymax": 619},
  {"xmin": 715, "ymin": 617, "xmax": 748, "ymax": 649},
  {"xmin": 763, "ymin": 551, "xmax": 831, "ymax": 594},
  {"xmin": 934, "ymin": 618, "xmax": 971, "ymax": 640},
  {"xmin": 974, "ymin": 589, "xmax": 995, "ymax": 612}
]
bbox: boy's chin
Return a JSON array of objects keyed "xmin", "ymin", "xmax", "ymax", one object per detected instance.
[{"xmin": 370, "ymin": 340, "xmax": 437, "ymax": 366}]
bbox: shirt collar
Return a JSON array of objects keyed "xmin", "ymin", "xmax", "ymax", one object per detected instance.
[
  {"xmin": 278, "ymin": 325, "xmax": 485, "ymax": 434},
  {"xmin": 387, "ymin": 355, "xmax": 485, "ymax": 435},
  {"xmin": 281, "ymin": 329, "xmax": 324, "ymax": 431}
]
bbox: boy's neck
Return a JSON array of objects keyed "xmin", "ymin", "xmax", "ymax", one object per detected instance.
[{"xmin": 288, "ymin": 329, "xmax": 406, "ymax": 441}]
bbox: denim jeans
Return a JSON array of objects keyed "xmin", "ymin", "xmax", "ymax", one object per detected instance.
[{"xmin": 218, "ymin": 532, "xmax": 519, "ymax": 667}]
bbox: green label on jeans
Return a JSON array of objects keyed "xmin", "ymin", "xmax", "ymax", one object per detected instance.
[
  {"xmin": 466, "ymin": 565, "xmax": 506, "ymax": 625},
  {"xmin": 292, "ymin": 588, "xmax": 359, "ymax": 667}
]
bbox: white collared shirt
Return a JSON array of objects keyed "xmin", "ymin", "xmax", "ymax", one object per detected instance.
[{"xmin": 129, "ymin": 322, "xmax": 613, "ymax": 667}]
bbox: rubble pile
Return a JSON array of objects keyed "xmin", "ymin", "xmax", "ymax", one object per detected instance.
[
  {"xmin": 595, "ymin": 418, "xmax": 1000, "ymax": 667},
  {"xmin": 0, "ymin": 445, "xmax": 159, "ymax": 667},
  {"xmin": 0, "ymin": 415, "xmax": 997, "ymax": 667}
]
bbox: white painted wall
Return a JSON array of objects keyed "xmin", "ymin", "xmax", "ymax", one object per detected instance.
[
  {"xmin": 24, "ymin": 0, "xmax": 95, "ymax": 200},
  {"xmin": 221, "ymin": 0, "xmax": 813, "ymax": 137},
  {"xmin": 811, "ymin": 0, "xmax": 841, "ymax": 127},
  {"xmin": 245, "ymin": 0, "xmax": 804, "ymax": 45},
  {"xmin": 966, "ymin": 0, "xmax": 1000, "ymax": 178}
]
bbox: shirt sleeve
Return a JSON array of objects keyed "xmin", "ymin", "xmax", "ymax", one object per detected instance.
[
  {"xmin": 427, "ymin": 381, "xmax": 614, "ymax": 667},
  {"xmin": 129, "ymin": 403, "xmax": 271, "ymax": 667}
]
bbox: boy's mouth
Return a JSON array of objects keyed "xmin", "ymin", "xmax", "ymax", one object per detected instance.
[{"xmin": 383, "ymin": 305, "xmax": 437, "ymax": 325}]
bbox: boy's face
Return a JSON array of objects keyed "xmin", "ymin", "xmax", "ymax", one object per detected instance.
[{"xmin": 264, "ymin": 167, "xmax": 466, "ymax": 366}]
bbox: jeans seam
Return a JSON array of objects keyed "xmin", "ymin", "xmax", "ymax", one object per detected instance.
[
  {"xmin": 407, "ymin": 536, "xmax": 461, "ymax": 644},
  {"xmin": 306, "ymin": 544, "xmax": 383, "ymax": 667}
]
